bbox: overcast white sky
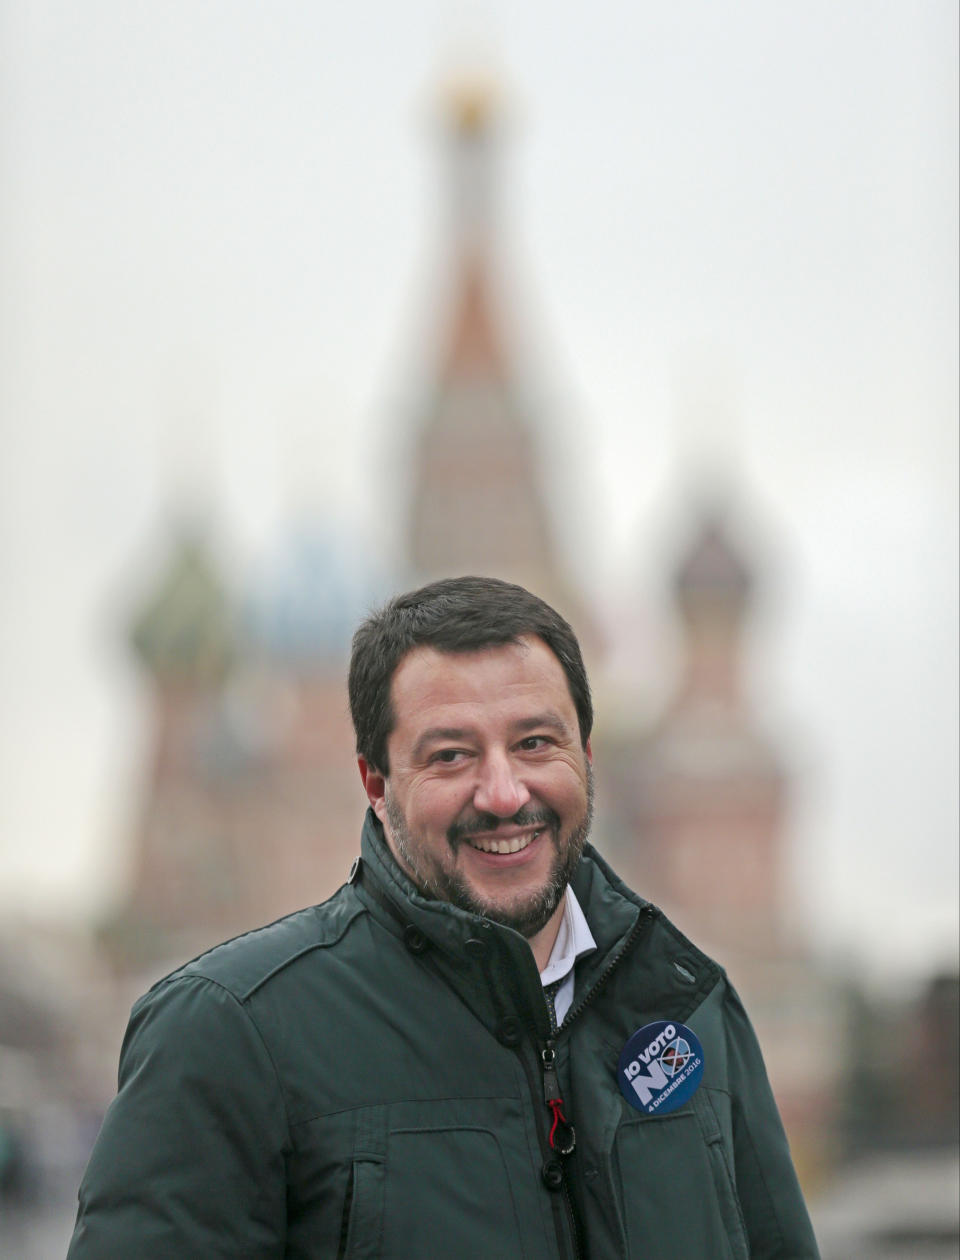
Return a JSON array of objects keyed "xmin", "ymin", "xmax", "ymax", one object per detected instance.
[{"xmin": 1, "ymin": 2, "xmax": 957, "ymax": 987}]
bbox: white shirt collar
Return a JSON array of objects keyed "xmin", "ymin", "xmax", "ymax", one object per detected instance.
[{"xmin": 539, "ymin": 885, "xmax": 597, "ymax": 987}]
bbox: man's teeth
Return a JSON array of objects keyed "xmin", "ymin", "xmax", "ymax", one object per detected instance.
[{"xmin": 469, "ymin": 830, "xmax": 542, "ymax": 855}]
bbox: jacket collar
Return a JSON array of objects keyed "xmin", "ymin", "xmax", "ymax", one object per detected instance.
[{"xmin": 354, "ymin": 807, "xmax": 647, "ymax": 992}]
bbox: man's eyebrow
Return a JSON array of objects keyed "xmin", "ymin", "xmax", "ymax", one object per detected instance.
[
  {"xmin": 411, "ymin": 727, "xmax": 476, "ymax": 759},
  {"xmin": 513, "ymin": 712, "xmax": 573, "ymax": 737},
  {"xmin": 410, "ymin": 713, "xmax": 572, "ymax": 759}
]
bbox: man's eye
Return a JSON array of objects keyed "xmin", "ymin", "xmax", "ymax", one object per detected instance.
[
  {"xmin": 518, "ymin": 736, "xmax": 548, "ymax": 751},
  {"xmin": 432, "ymin": 749, "xmax": 464, "ymax": 764}
]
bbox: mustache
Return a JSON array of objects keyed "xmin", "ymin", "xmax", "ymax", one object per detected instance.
[{"xmin": 448, "ymin": 805, "xmax": 559, "ymax": 847}]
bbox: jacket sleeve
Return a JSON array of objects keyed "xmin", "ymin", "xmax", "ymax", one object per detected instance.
[
  {"xmin": 67, "ymin": 973, "xmax": 290, "ymax": 1258},
  {"xmin": 724, "ymin": 984, "xmax": 821, "ymax": 1259}
]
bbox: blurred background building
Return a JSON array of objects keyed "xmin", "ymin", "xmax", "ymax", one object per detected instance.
[{"xmin": 1, "ymin": 9, "xmax": 957, "ymax": 1257}]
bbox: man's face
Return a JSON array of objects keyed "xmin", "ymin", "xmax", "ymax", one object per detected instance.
[{"xmin": 362, "ymin": 636, "xmax": 593, "ymax": 939}]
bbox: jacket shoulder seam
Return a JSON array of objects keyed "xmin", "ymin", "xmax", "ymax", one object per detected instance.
[
  {"xmin": 149, "ymin": 893, "xmax": 367, "ymax": 1001},
  {"xmin": 240, "ymin": 900, "xmax": 367, "ymax": 1000}
]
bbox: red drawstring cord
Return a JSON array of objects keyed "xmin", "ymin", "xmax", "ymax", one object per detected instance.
[{"xmin": 547, "ymin": 1097, "xmax": 568, "ymax": 1149}]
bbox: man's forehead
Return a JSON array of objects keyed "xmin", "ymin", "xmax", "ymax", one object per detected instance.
[{"xmin": 389, "ymin": 636, "xmax": 570, "ymax": 712}]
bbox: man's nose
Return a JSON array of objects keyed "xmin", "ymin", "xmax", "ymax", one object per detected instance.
[{"xmin": 473, "ymin": 752, "xmax": 531, "ymax": 820}]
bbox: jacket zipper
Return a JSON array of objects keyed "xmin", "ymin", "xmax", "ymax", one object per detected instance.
[
  {"xmin": 541, "ymin": 1039, "xmax": 576, "ymax": 1155},
  {"xmin": 515, "ymin": 1047, "xmax": 579, "ymax": 1260},
  {"xmin": 482, "ymin": 904, "xmax": 654, "ymax": 1260},
  {"xmin": 536, "ymin": 905, "xmax": 654, "ymax": 1259},
  {"xmin": 539, "ymin": 904, "xmax": 653, "ymax": 1155},
  {"xmin": 476, "ymin": 929, "xmax": 577, "ymax": 1259},
  {"xmin": 540, "ymin": 1036, "xmax": 582, "ymax": 1260}
]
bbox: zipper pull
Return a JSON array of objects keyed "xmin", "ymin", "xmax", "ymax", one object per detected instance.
[{"xmin": 541, "ymin": 1041, "xmax": 576, "ymax": 1155}]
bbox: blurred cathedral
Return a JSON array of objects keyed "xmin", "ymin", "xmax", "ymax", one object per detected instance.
[{"xmin": 99, "ymin": 80, "xmax": 840, "ymax": 1180}]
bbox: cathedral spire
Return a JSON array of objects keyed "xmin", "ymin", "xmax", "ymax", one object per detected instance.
[
  {"xmin": 437, "ymin": 77, "xmax": 507, "ymax": 384},
  {"xmin": 406, "ymin": 75, "xmax": 556, "ymax": 594},
  {"xmin": 444, "ymin": 77, "xmax": 498, "ymax": 247}
]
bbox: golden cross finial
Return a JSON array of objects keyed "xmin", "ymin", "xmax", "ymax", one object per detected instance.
[{"xmin": 444, "ymin": 75, "xmax": 497, "ymax": 136}]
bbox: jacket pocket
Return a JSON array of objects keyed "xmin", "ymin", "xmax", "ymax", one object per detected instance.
[
  {"xmin": 317, "ymin": 1097, "xmax": 533, "ymax": 1260},
  {"xmin": 337, "ymin": 1105, "xmax": 388, "ymax": 1260},
  {"xmin": 693, "ymin": 1088, "xmax": 749, "ymax": 1260},
  {"xmin": 612, "ymin": 1102, "xmax": 747, "ymax": 1260},
  {"xmin": 381, "ymin": 1112, "xmax": 528, "ymax": 1258},
  {"xmin": 337, "ymin": 1155, "xmax": 386, "ymax": 1260}
]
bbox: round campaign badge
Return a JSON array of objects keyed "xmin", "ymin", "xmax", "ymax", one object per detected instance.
[{"xmin": 617, "ymin": 1021, "xmax": 705, "ymax": 1116}]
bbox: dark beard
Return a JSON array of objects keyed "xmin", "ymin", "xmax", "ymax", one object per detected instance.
[{"xmin": 385, "ymin": 765, "xmax": 594, "ymax": 939}]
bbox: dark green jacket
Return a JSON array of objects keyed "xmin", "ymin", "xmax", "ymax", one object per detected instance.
[{"xmin": 69, "ymin": 811, "xmax": 819, "ymax": 1258}]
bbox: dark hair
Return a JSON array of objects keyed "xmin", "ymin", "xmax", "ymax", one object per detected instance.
[{"xmin": 349, "ymin": 575, "xmax": 592, "ymax": 773}]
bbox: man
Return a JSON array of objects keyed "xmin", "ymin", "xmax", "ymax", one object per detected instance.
[{"xmin": 68, "ymin": 575, "xmax": 819, "ymax": 1258}]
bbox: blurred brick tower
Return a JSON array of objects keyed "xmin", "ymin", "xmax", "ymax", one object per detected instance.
[
  {"xmin": 611, "ymin": 509, "xmax": 786, "ymax": 950},
  {"xmin": 601, "ymin": 502, "xmax": 842, "ymax": 1184}
]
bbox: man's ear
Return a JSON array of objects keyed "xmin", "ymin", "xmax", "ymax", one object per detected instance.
[{"xmin": 358, "ymin": 757, "xmax": 389, "ymax": 827}]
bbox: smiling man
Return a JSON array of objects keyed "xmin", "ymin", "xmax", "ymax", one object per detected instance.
[
  {"xmin": 68, "ymin": 576, "xmax": 820, "ymax": 1259},
  {"xmin": 362, "ymin": 635, "xmax": 594, "ymax": 961}
]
